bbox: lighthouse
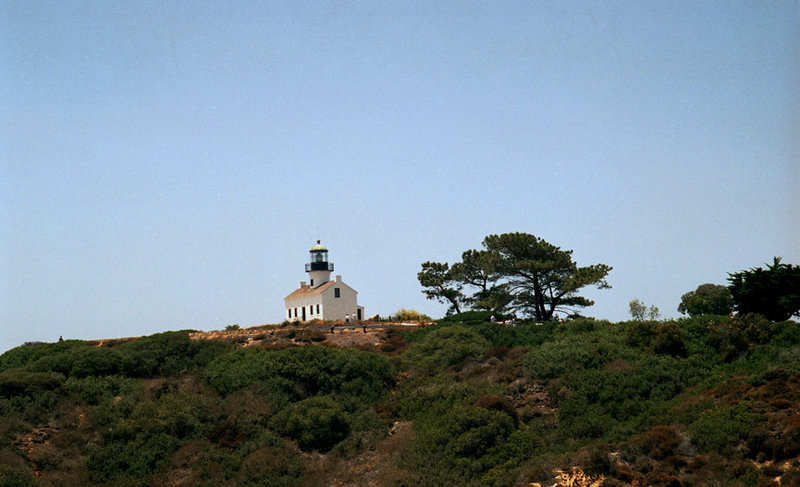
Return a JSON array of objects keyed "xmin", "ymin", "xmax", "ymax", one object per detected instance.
[
  {"xmin": 305, "ymin": 240, "xmax": 333, "ymax": 287},
  {"xmin": 284, "ymin": 241, "xmax": 364, "ymax": 322}
]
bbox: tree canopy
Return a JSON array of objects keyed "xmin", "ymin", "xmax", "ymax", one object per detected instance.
[
  {"xmin": 417, "ymin": 261, "xmax": 464, "ymax": 314},
  {"xmin": 418, "ymin": 233, "xmax": 612, "ymax": 320},
  {"xmin": 728, "ymin": 257, "xmax": 800, "ymax": 321},
  {"xmin": 678, "ymin": 283, "xmax": 733, "ymax": 316},
  {"xmin": 630, "ymin": 299, "xmax": 660, "ymax": 321}
]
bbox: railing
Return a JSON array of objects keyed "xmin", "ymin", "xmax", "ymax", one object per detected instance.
[{"xmin": 305, "ymin": 262, "xmax": 334, "ymax": 272}]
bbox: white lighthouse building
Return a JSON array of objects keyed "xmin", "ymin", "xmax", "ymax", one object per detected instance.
[{"xmin": 284, "ymin": 241, "xmax": 364, "ymax": 322}]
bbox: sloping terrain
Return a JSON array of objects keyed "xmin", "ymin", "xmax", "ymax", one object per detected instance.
[{"xmin": 2, "ymin": 312, "xmax": 800, "ymax": 486}]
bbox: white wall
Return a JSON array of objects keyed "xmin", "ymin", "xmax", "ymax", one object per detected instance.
[
  {"xmin": 285, "ymin": 291, "xmax": 323, "ymax": 321},
  {"xmin": 320, "ymin": 281, "xmax": 361, "ymax": 321}
]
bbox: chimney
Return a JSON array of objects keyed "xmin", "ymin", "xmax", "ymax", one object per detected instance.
[
  {"xmin": 299, "ymin": 281, "xmax": 307, "ymax": 288},
  {"xmin": 335, "ymin": 275, "xmax": 342, "ymax": 282}
]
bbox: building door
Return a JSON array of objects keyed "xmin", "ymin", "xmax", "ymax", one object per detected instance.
[{"xmin": 357, "ymin": 309, "xmax": 362, "ymax": 321}]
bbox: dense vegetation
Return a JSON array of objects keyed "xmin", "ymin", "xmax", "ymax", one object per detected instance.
[
  {"xmin": 2, "ymin": 314, "xmax": 800, "ymax": 486},
  {"xmin": 728, "ymin": 257, "xmax": 800, "ymax": 321}
]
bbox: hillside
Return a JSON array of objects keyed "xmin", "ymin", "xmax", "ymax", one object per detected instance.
[{"xmin": 2, "ymin": 312, "xmax": 800, "ymax": 486}]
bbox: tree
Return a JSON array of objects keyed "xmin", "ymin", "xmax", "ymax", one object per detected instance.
[
  {"xmin": 450, "ymin": 249, "xmax": 503, "ymax": 310},
  {"xmin": 728, "ymin": 257, "xmax": 800, "ymax": 321},
  {"xmin": 417, "ymin": 261, "xmax": 464, "ymax": 314},
  {"xmin": 678, "ymin": 283, "xmax": 733, "ymax": 316},
  {"xmin": 481, "ymin": 233, "xmax": 612, "ymax": 320},
  {"xmin": 419, "ymin": 233, "xmax": 612, "ymax": 320},
  {"xmin": 629, "ymin": 299, "xmax": 660, "ymax": 321}
]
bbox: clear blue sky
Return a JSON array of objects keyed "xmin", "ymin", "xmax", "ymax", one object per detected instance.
[{"xmin": 2, "ymin": 1, "xmax": 798, "ymax": 352}]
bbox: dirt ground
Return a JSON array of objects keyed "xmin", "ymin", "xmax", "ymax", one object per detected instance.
[{"xmin": 187, "ymin": 322, "xmax": 425, "ymax": 349}]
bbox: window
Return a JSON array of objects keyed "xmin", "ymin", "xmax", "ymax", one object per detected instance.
[
  {"xmin": 310, "ymin": 279, "xmax": 314, "ymax": 286},
  {"xmin": 316, "ymin": 304, "xmax": 320, "ymax": 314},
  {"xmin": 334, "ymin": 288, "xmax": 340, "ymax": 298}
]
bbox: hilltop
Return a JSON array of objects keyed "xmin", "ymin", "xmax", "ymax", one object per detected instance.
[{"xmin": 2, "ymin": 312, "xmax": 800, "ymax": 486}]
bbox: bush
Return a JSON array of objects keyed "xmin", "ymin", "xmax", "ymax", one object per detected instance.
[
  {"xmin": 119, "ymin": 331, "xmax": 232, "ymax": 377},
  {"xmin": 0, "ymin": 340, "xmax": 91, "ymax": 373},
  {"xmin": 64, "ymin": 375, "xmax": 135, "ymax": 405},
  {"xmin": 626, "ymin": 321, "xmax": 686, "ymax": 356},
  {"xmin": 69, "ymin": 347, "xmax": 124, "ymax": 377},
  {"xmin": 622, "ymin": 425, "xmax": 682, "ymax": 461},
  {"xmin": 87, "ymin": 433, "xmax": 179, "ymax": 484},
  {"xmin": 395, "ymin": 378, "xmax": 489, "ymax": 420},
  {"xmin": 0, "ymin": 448, "xmax": 31, "ymax": 487},
  {"xmin": 0, "ymin": 465, "xmax": 30, "ymax": 487},
  {"xmin": 269, "ymin": 395, "xmax": 350, "ymax": 452},
  {"xmin": 706, "ymin": 314, "xmax": 774, "ymax": 362},
  {"xmin": 519, "ymin": 332, "xmax": 629, "ymax": 380},
  {"xmin": 236, "ymin": 446, "xmax": 304, "ymax": 486},
  {"xmin": 473, "ymin": 394, "xmax": 518, "ymax": 424},
  {"xmin": 114, "ymin": 392, "xmax": 215, "ymax": 441},
  {"xmin": 436, "ymin": 310, "xmax": 495, "ymax": 326},
  {"xmin": 401, "ymin": 405, "xmax": 516, "ymax": 483},
  {"xmin": 204, "ymin": 345, "xmax": 393, "ymax": 401},
  {"xmin": 407, "ymin": 314, "xmax": 557, "ymax": 349},
  {"xmin": 0, "ymin": 370, "xmax": 63, "ymax": 397},
  {"xmin": 393, "ymin": 309, "xmax": 432, "ymax": 321},
  {"xmin": 689, "ymin": 404, "xmax": 762, "ymax": 453},
  {"xmin": 401, "ymin": 325, "xmax": 489, "ymax": 373},
  {"xmin": 557, "ymin": 355, "xmax": 703, "ymax": 440}
]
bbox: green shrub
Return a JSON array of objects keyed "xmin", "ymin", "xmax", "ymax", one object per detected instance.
[
  {"xmin": 120, "ymin": 331, "xmax": 232, "ymax": 377},
  {"xmin": 0, "ymin": 370, "xmax": 63, "ymax": 397},
  {"xmin": 69, "ymin": 347, "xmax": 124, "ymax": 377},
  {"xmin": 395, "ymin": 378, "xmax": 490, "ymax": 420},
  {"xmin": 0, "ymin": 448, "xmax": 31, "ymax": 487},
  {"xmin": 0, "ymin": 465, "xmax": 30, "ymax": 487},
  {"xmin": 112, "ymin": 392, "xmax": 216, "ymax": 442},
  {"xmin": 401, "ymin": 325, "xmax": 489, "ymax": 373},
  {"xmin": 436, "ymin": 310, "xmax": 495, "ymax": 326},
  {"xmin": 473, "ymin": 322, "xmax": 555, "ymax": 348},
  {"xmin": 557, "ymin": 355, "xmax": 703, "ymax": 440},
  {"xmin": 519, "ymin": 333, "xmax": 630, "ymax": 380},
  {"xmin": 626, "ymin": 321, "xmax": 687, "ymax": 356},
  {"xmin": 0, "ymin": 340, "xmax": 91, "ymax": 373},
  {"xmin": 771, "ymin": 320, "xmax": 800, "ymax": 347},
  {"xmin": 401, "ymin": 405, "xmax": 516, "ymax": 483},
  {"xmin": 87, "ymin": 390, "xmax": 218, "ymax": 484},
  {"xmin": 408, "ymin": 314, "xmax": 557, "ymax": 349},
  {"xmin": 394, "ymin": 309, "xmax": 432, "ymax": 321},
  {"xmin": 236, "ymin": 446, "xmax": 304, "ymax": 486},
  {"xmin": 701, "ymin": 314, "xmax": 776, "ymax": 362},
  {"xmin": 87, "ymin": 433, "xmax": 179, "ymax": 484},
  {"xmin": 64, "ymin": 375, "xmax": 135, "ymax": 405},
  {"xmin": 652, "ymin": 322, "xmax": 687, "ymax": 356},
  {"xmin": 205, "ymin": 345, "xmax": 393, "ymax": 401},
  {"xmin": 269, "ymin": 395, "xmax": 350, "ymax": 452},
  {"xmin": 622, "ymin": 425, "xmax": 682, "ymax": 461},
  {"xmin": 689, "ymin": 404, "xmax": 762, "ymax": 453}
]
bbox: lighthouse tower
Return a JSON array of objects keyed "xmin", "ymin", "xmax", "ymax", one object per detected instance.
[{"xmin": 305, "ymin": 240, "xmax": 334, "ymax": 287}]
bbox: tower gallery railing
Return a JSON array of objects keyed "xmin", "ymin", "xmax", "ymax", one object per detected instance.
[{"xmin": 306, "ymin": 262, "xmax": 334, "ymax": 272}]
